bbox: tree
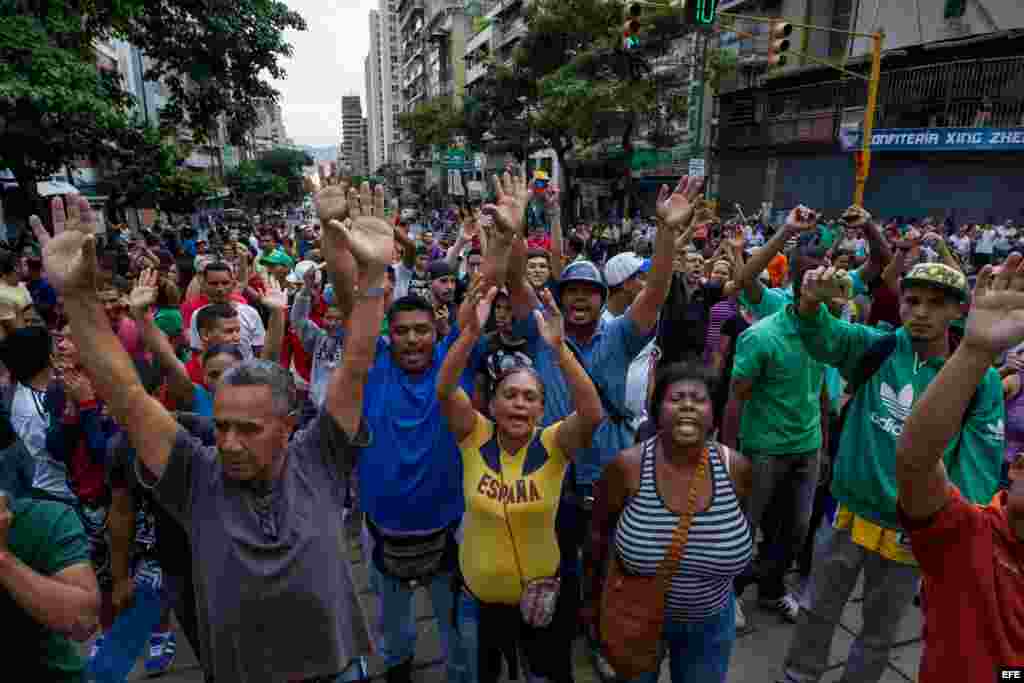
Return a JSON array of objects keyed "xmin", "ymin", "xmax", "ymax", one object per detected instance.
[
  {"xmin": 0, "ymin": 0, "xmax": 305, "ymax": 218},
  {"xmin": 255, "ymin": 148, "xmax": 313, "ymax": 206},
  {"xmin": 225, "ymin": 161, "xmax": 288, "ymax": 212},
  {"xmin": 397, "ymin": 97, "xmax": 464, "ymax": 152},
  {"xmin": 156, "ymin": 169, "xmax": 216, "ymax": 217},
  {"xmin": 98, "ymin": 123, "xmax": 183, "ymax": 221}
]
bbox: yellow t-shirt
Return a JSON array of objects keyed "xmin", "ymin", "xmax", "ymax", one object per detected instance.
[
  {"xmin": 833, "ymin": 505, "xmax": 917, "ymax": 566},
  {"xmin": 0, "ymin": 282, "xmax": 31, "ymax": 321},
  {"xmin": 458, "ymin": 414, "xmax": 568, "ymax": 605}
]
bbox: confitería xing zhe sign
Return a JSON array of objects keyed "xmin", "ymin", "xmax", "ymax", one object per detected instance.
[{"xmin": 841, "ymin": 127, "xmax": 1024, "ymax": 152}]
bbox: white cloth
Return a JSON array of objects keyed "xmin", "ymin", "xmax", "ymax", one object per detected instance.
[
  {"xmin": 976, "ymin": 229, "xmax": 996, "ymax": 254},
  {"xmin": 600, "ymin": 309, "xmax": 658, "ymax": 428},
  {"xmin": 188, "ymin": 302, "xmax": 267, "ymax": 358}
]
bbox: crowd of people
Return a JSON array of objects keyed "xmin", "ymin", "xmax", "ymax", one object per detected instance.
[{"xmin": 0, "ymin": 166, "xmax": 1020, "ymax": 683}]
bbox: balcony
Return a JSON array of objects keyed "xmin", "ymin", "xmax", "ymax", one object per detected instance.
[
  {"xmin": 466, "ymin": 24, "xmax": 492, "ymax": 55},
  {"xmin": 398, "ymin": 0, "xmax": 424, "ymax": 30},
  {"xmin": 718, "ymin": 55, "xmax": 1024, "ymax": 149}
]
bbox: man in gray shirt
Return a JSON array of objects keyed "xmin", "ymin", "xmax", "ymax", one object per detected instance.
[{"xmin": 37, "ymin": 187, "xmax": 390, "ymax": 682}]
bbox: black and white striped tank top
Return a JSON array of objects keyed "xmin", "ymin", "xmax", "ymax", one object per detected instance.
[{"xmin": 613, "ymin": 438, "xmax": 753, "ymax": 622}]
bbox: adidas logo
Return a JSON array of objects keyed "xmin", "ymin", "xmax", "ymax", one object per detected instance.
[
  {"xmin": 879, "ymin": 383, "xmax": 914, "ymax": 422},
  {"xmin": 988, "ymin": 419, "xmax": 1005, "ymax": 437}
]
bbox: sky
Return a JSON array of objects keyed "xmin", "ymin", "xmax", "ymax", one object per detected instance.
[{"xmin": 271, "ymin": 0, "xmax": 378, "ymax": 148}]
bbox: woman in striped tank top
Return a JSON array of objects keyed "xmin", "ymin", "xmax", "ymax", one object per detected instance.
[{"xmin": 586, "ymin": 362, "xmax": 755, "ymax": 683}]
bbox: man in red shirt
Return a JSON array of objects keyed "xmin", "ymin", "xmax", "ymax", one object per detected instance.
[{"xmin": 896, "ymin": 254, "xmax": 1024, "ymax": 683}]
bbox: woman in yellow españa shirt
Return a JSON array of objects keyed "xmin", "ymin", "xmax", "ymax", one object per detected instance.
[{"xmin": 437, "ymin": 286, "xmax": 603, "ymax": 683}]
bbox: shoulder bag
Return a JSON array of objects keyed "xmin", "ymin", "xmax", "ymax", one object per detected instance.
[{"xmin": 599, "ymin": 440, "xmax": 708, "ymax": 680}]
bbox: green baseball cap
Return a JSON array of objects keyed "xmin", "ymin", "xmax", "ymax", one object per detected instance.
[
  {"xmin": 901, "ymin": 262, "xmax": 968, "ymax": 302},
  {"xmin": 259, "ymin": 249, "xmax": 294, "ymax": 268}
]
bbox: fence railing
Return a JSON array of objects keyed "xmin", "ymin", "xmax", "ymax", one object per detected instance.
[{"xmin": 718, "ymin": 55, "xmax": 1024, "ymax": 149}]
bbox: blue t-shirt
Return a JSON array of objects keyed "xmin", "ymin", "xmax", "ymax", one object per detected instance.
[
  {"xmin": 357, "ymin": 330, "xmax": 464, "ymax": 532},
  {"xmin": 192, "ymin": 385, "xmax": 213, "ymax": 418},
  {"xmin": 514, "ymin": 309, "xmax": 652, "ymax": 487}
]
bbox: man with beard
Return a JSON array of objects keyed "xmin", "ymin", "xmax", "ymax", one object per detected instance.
[
  {"xmin": 894, "ymin": 255, "xmax": 1024, "ymax": 681},
  {"xmin": 41, "ymin": 193, "xmax": 373, "ymax": 683},
  {"xmin": 778, "ymin": 261, "xmax": 1003, "ymax": 683}
]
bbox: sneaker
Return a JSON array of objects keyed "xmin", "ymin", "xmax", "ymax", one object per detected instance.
[
  {"xmin": 760, "ymin": 593, "xmax": 800, "ymax": 623},
  {"xmin": 144, "ymin": 631, "xmax": 177, "ymax": 677},
  {"xmin": 735, "ymin": 599, "xmax": 747, "ymax": 631}
]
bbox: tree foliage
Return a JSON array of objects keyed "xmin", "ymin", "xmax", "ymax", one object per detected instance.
[
  {"xmin": 254, "ymin": 147, "xmax": 313, "ymax": 205},
  {"xmin": 397, "ymin": 97, "xmax": 463, "ymax": 150},
  {"xmin": 157, "ymin": 169, "xmax": 217, "ymax": 216},
  {"xmin": 225, "ymin": 160, "xmax": 290, "ymax": 211},
  {"xmin": 0, "ymin": 0, "xmax": 305, "ymax": 214}
]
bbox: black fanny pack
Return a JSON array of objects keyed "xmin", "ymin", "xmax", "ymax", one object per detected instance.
[{"xmin": 367, "ymin": 519, "xmax": 457, "ymax": 583}]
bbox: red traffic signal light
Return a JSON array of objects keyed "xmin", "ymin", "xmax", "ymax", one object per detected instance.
[{"xmin": 768, "ymin": 21, "xmax": 793, "ymax": 67}]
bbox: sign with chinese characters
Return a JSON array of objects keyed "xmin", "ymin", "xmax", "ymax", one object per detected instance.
[{"xmin": 842, "ymin": 127, "xmax": 1024, "ymax": 152}]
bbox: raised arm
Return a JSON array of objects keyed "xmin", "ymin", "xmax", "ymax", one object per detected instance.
[
  {"xmin": 897, "ymin": 256, "xmax": 1024, "ymax": 520},
  {"xmin": 845, "ymin": 205, "xmax": 891, "ymax": 284},
  {"xmin": 437, "ymin": 284, "xmax": 493, "ymax": 443},
  {"xmin": 731, "ymin": 206, "xmax": 818, "ymax": 304},
  {"xmin": 258, "ymin": 278, "xmax": 288, "ymax": 363},
  {"xmin": 40, "ymin": 197, "xmax": 179, "ymax": 478},
  {"xmin": 545, "ymin": 185, "xmax": 565, "ymax": 278},
  {"xmin": 534, "ymin": 289, "xmax": 603, "ymax": 455},
  {"xmin": 130, "ymin": 270, "xmax": 194, "ymax": 408},
  {"xmin": 629, "ymin": 176, "xmax": 705, "ymax": 334},
  {"xmin": 323, "ymin": 183, "xmax": 392, "ymax": 439}
]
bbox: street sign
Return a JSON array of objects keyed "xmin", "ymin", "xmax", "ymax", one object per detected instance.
[{"xmin": 688, "ymin": 158, "xmax": 706, "ymax": 177}]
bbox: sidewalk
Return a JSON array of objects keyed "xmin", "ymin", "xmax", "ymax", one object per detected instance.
[{"xmin": 122, "ymin": 529, "xmax": 924, "ymax": 683}]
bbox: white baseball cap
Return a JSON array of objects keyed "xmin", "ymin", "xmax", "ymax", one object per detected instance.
[
  {"xmin": 287, "ymin": 260, "xmax": 319, "ymax": 284},
  {"xmin": 604, "ymin": 252, "xmax": 650, "ymax": 288}
]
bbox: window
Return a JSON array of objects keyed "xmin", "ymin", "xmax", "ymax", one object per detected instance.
[
  {"xmin": 830, "ymin": 0, "xmax": 853, "ymax": 58},
  {"xmin": 944, "ymin": 0, "xmax": 966, "ymax": 19}
]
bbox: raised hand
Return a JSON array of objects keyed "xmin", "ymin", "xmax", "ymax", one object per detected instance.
[
  {"xmin": 42, "ymin": 196, "xmax": 100, "ymax": 296},
  {"xmin": 533, "ymin": 288, "xmax": 565, "ymax": 349},
  {"xmin": 726, "ymin": 224, "xmax": 745, "ymax": 250},
  {"xmin": 464, "ymin": 282, "xmax": 497, "ymax": 338},
  {"xmin": 801, "ymin": 266, "xmax": 854, "ymax": 306},
  {"xmin": 28, "ymin": 214, "xmax": 50, "ymax": 250},
  {"xmin": 482, "ymin": 171, "xmax": 529, "ymax": 244},
  {"xmin": 841, "ymin": 204, "xmax": 872, "ymax": 228},
  {"xmin": 326, "ymin": 182, "xmax": 393, "ymax": 285},
  {"xmin": 314, "ymin": 179, "xmax": 351, "ymax": 226},
  {"xmin": 784, "ymin": 205, "xmax": 819, "ymax": 234},
  {"xmin": 260, "ymin": 276, "xmax": 289, "ymax": 311},
  {"xmin": 656, "ymin": 175, "xmax": 705, "ymax": 231},
  {"xmin": 129, "ymin": 269, "xmax": 159, "ymax": 317},
  {"xmin": 964, "ymin": 254, "xmax": 1024, "ymax": 355}
]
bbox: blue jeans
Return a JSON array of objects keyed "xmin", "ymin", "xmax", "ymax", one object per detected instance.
[
  {"xmin": 367, "ymin": 561, "xmax": 458, "ymax": 678},
  {"xmin": 628, "ymin": 592, "xmax": 736, "ymax": 683}
]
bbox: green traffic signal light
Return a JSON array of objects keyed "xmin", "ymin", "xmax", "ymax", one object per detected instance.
[
  {"xmin": 625, "ymin": 35, "xmax": 640, "ymax": 49},
  {"xmin": 686, "ymin": 0, "xmax": 718, "ymax": 26}
]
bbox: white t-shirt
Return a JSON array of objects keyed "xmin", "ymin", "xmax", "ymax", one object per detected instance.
[
  {"xmin": 188, "ymin": 302, "xmax": 267, "ymax": 359},
  {"xmin": 600, "ymin": 309, "xmax": 659, "ymax": 428},
  {"xmin": 951, "ymin": 235, "xmax": 971, "ymax": 257},
  {"xmin": 393, "ymin": 262, "xmax": 432, "ymax": 302}
]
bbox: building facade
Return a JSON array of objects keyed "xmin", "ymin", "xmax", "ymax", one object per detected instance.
[
  {"xmin": 714, "ymin": 0, "xmax": 1024, "ymax": 222},
  {"xmin": 340, "ymin": 95, "xmax": 367, "ymax": 176}
]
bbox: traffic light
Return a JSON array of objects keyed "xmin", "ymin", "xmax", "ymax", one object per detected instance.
[
  {"xmin": 768, "ymin": 21, "xmax": 793, "ymax": 67},
  {"xmin": 623, "ymin": 3, "xmax": 641, "ymax": 50},
  {"xmin": 685, "ymin": 0, "xmax": 719, "ymax": 27}
]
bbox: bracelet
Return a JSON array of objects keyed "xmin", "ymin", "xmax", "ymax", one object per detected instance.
[{"xmin": 359, "ymin": 287, "xmax": 388, "ymax": 299}]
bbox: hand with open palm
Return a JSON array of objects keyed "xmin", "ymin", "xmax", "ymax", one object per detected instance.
[
  {"xmin": 656, "ymin": 175, "xmax": 705, "ymax": 231},
  {"xmin": 314, "ymin": 179, "xmax": 352, "ymax": 227},
  {"xmin": 964, "ymin": 253, "xmax": 1024, "ymax": 356},
  {"xmin": 326, "ymin": 182, "xmax": 393, "ymax": 287},
  {"xmin": 533, "ymin": 288, "xmax": 566, "ymax": 350},
  {"xmin": 129, "ymin": 269, "xmax": 159, "ymax": 318},
  {"xmin": 40, "ymin": 196, "xmax": 101, "ymax": 296},
  {"xmin": 464, "ymin": 282, "xmax": 498, "ymax": 338},
  {"xmin": 260, "ymin": 277, "xmax": 289, "ymax": 312},
  {"xmin": 482, "ymin": 171, "xmax": 529, "ymax": 245}
]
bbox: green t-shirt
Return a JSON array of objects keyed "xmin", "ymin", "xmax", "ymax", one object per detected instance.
[
  {"xmin": 818, "ymin": 224, "xmax": 837, "ymax": 249},
  {"xmin": 2, "ymin": 499, "xmax": 91, "ymax": 681},
  {"xmin": 732, "ymin": 306, "xmax": 825, "ymax": 456}
]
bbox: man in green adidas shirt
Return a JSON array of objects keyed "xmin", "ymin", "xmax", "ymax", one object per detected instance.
[
  {"xmin": 0, "ymin": 493, "xmax": 99, "ymax": 680},
  {"xmin": 778, "ymin": 261, "xmax": 1004, "ymax": 683}
]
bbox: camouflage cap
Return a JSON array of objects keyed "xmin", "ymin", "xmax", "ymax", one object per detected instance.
[{"xmin": 901, "ymin": 262, "xmax": 968, "ymax": 302}]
